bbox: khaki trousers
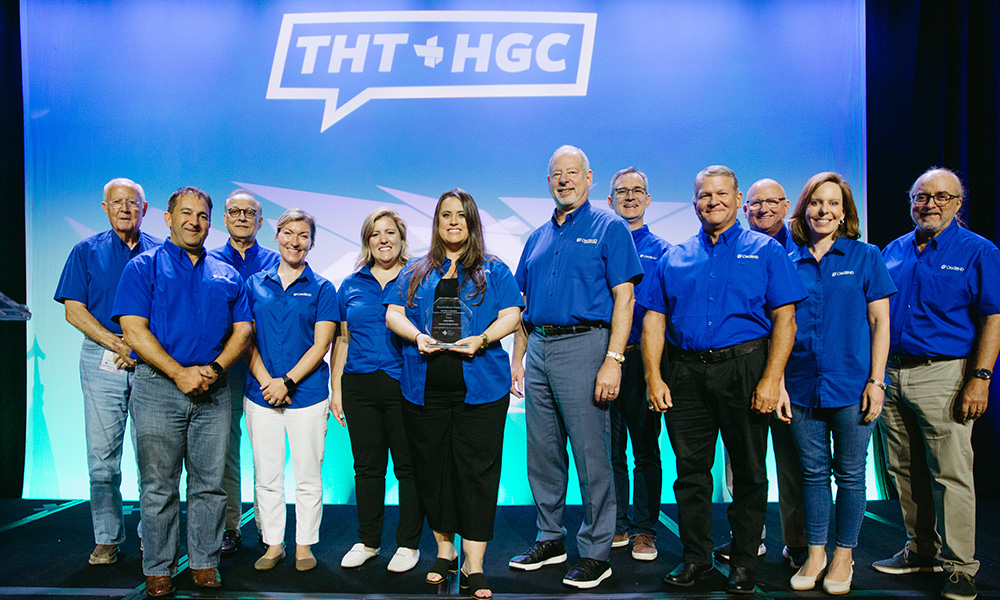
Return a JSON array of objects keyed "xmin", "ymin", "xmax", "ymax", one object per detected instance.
[{"xmin": 880, "ymin": 358, "xmax": 978, "ymax": 575}]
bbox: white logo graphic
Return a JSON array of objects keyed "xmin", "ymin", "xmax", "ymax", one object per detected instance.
[
  {"xmin": 737, "ymin": 253, "xmax": 759, "ymax": 259},
  {"xmin": 266, "ymin": 10, "xmax": 597, "ymax": 131},
  {"xmin": 831, "ymin": 270, "xmax": 855, "ymax": 277},
  {"xmin": 941, "ymin": 264, "xmax": 965, "ymax": 272},
  {"xmin": 577, "ymin": 237, "xmax": 598, "ymax": 244}
]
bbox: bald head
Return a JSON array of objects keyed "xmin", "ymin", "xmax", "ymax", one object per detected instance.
[{"xmin": 744, "ymin": 178, "xmax": 789, "ymax": 237}]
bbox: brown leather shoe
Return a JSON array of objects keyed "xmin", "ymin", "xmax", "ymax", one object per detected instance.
[
  {"xmin": 190, "ymin": 567, "xmax": 222, "ymax": 588},
  {"xmin": 144, "ymin": 575, "xmax": 175, "ymax": 597}
]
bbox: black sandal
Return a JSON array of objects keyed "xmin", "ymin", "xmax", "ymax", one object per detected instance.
[
  {"xmin": 460, "ymin": 571, "xmax": 491, "ymax": 599},
  {"xmin": 425, "ymin": 556, "xmax": 458, "ymax": 584}
]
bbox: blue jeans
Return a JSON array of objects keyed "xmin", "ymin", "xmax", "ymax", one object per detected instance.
[
  {"xmin": 788, "ymin": 402, "xmax": 875, "ymax": 549},
  {"xmin": 79, "ymin": 337, "xmax": 135, "ymax": 545},
  {"xmin": 130, "ymin": 364, "xmax": 230, "ymax": 576}
]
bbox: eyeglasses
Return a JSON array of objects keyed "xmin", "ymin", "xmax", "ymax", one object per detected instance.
[
  {"xmin": 747, "ymin": 197, "xmax": 786, "ymax": 210},
  {"xmin": 227, "ymin": 207, "xmax": 258, "ymax": 219},
  {"xmin": 107, "ymin": 199, "xmax": 142, "ymax": 210},
  {"xmin": 910, "ymin": 192, "xmax": 959, "ymax": 207},
  {"xmin": 614, "ymin": 187, "xmax": 647, "ymax": 199}
]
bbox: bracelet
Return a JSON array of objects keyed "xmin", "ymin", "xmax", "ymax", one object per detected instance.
[
  {"xmin": 866, "ymin": 378, "xmax": 887, "ymax": 390},
  {"xmin": 480, "ymin": 332, "xmax": 490, "ymax": 348},
  {"xmin": 414, "ymin": 332, "xmax": 423, "ymax": 344}
]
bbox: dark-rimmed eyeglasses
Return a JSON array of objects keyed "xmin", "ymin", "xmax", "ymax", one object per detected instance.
[
  {"xmin": 227, "ymin": 207, "xmax": 258, "ymax": 219},
  {"xmin": 910, "ymin": 192, "xmax": 959, "ymax": 207},
  {"xmin": 747, "ymin": 197, "xmax": 785, "ymax": 210}
]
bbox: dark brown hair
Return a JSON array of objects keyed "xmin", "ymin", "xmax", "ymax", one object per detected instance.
[
  {"xmin": 406, "ymin": 188, "xmax": 487, "ymax": 307},
  {"xmin": 790, "ymin": 172, "xmax": 860, "ymax": 246}
]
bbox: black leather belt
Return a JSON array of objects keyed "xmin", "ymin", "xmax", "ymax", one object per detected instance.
[
  {"xmin": 671, "ymin": 337, "xmax": 767, "ymax": 364},
  {"xmin": 533, "ymin": 323, "xmax": 608, "ymax": 336},
  {"xmin": 888, "ymin": 354, "xmax": 961, "ymax": 368}
]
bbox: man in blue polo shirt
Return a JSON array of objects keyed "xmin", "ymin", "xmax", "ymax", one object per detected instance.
[
  {"xmin": 604, "ymin": 167, "xmax": 670, "ymax": 562},
  {"xmin": 508, "ymin": 145, "xmax": 643, "ymax": 589},
  {"xmin": 112, "ymin": 186, "xmax": 252, "ymax": 598},
  {"xmin": 714, "ymin": 178, "xmax": 808, "ymax": 568},
  {"xmin": 874, "ymin": 167, "xmax": 1000, "ymax": 600},
  {"xmin": 54, "ymin": 177, "xmax": 161, "ymax": 566},
  {"xmin": 208, "ymin": 189, "xmax": 279, "ymax": 555},
  {"xmin": 640, "ymin": 166, "xmax": 806, "ymax": 594}
]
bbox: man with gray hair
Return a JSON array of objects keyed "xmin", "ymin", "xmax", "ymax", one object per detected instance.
[
  {"xmin": 640, "ymin": 166, "xmax": 805, "ymax": 594},
  {"xmin": 875, "ymin": 167, "xmax": 1000, "ymax": 600},
  {"xmin": 208, "ymin": 189, "xmax": 280, "ymax": 554},
  {"xmin": 605, "ymin": 167, "xmax": 670, "ymax": 561},
  {"xmin": 54, "ymin": 177, "xmax": 161, "ymax": 565},
  {"xmin": 508, "ymin": 146, "xmax": 643, "ymax": 589}
]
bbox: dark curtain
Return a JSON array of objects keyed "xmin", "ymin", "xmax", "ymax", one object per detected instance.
[
  {"xmin": 0, "ymin": 1, "xmax": 27, "ymax": 498},
  {"xmin": 867, "ymin": 0, "xmax": 1000, "ymax": 499}
]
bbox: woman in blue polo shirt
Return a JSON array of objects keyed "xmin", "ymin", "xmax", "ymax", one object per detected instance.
[
  {"xmin": 330, "ymin": 208, "xmax": 424, "ymax": 574},
  {"xmin": 244, "ymin": 208, "xmax": 339, "ymax": 573},
  {"xmin": 783, "ymin": 173, "xmax": 896, "ymax": 594},
  {"xmin": 385, "ymin": 188, "xmax": 523, "ymax": 600}
]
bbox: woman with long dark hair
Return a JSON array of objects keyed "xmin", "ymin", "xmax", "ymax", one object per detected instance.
[
  {"xmin": 385, "ymin": 188, "xmax": 523, "ymax": 599},
  {"xmin": 331, "ymin": 208, "xmax": 424, "ymax": 573},
  {"xmin": 783, "ymin": 173, "xmax": 896, "ymax": 594}
]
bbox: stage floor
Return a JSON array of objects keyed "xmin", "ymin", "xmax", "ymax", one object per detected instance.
[{"xmin": 0, "ymin": 498, "xmax": 995, "ymax": 599}]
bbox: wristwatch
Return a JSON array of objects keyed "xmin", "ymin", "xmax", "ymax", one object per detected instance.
[
  {"xmin": 866, "ymin": 377, "xmax": 887, "ymax": 390},
  {"xmin": 973, "ymin": 368, "xmax": 992, "ymax": 381},
  {"xmin": 480, "ymin": 332, "xmax": 490, "ymax": 348},
  {"xmin": 209, "ymin": 361, "xmax": 224, "ymax": 378},
  {"xmin": 282, "ymin": 375, "xmax": 298, "ymax": 395},
  {"xmin": 606, "ymin": 351, "xmax": 625, "ymax": 364}
]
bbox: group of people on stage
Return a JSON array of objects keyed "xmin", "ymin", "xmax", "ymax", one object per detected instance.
[{"xmin": 55, "ymin": 145, "xmax": 997, "ymax": 600}]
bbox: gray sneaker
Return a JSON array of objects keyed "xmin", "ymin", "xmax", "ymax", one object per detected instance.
[
  {"xmin": 873, "ymin": 548, "xmax": 943, "ymax": 574},
  {"xmin": 88, "ymin": 544, "xmax": 118, "ymax": 565},
  {"xmin": 941, "ymin": 572, "xmax": 976, "ymax": 600}
]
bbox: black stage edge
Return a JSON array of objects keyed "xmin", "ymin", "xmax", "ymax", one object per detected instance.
[{"xmin": 0, "ymin": 500, "xmax": 996, "ymax": 599}]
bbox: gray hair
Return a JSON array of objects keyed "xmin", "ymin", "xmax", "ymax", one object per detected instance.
[
  {"xmin": 276, "ymin": 208, "xmax": 316, "ymax": 249},
  {"xmin": 610, "ymin": 166, "xmax": 649, "ymax": 196},
  {"xmin": 694, "ymin": 165, "xmax": 739, "ymax": 198},
  {"xmin": 548, "ymin": 145, "xmax": 590, "ymax": 176},
  {"xmin": 910, "ymin": 166, "xmax": 967, "ymax": 200},
  {"xmin": 225, "ymin": 188, "xmax": 263, "ymax": 214},
  {"xmin": 103, "ymin": 178, "xmax": 145, "ymax": 204}
]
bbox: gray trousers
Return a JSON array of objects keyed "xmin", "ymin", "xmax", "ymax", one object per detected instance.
[
  {"xmin": 880, "ymin": 357, "xmax": 978, "ymax": 575},
  {"xmin": 525, "ymin": 328, "xmax": 615, "ymax": 561}
]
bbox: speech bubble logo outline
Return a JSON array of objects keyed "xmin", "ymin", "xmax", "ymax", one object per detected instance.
[{"xmin": 266, "ymin": 10, "xmax": 598, "ymax": 131}]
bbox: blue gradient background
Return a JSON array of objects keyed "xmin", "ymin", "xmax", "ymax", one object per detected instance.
[{"xmin": 22, "ymin": 0, "xmax": 866, "ymax": 504}]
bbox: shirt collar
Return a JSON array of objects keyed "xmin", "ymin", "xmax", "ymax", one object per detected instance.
[
  {"xmin": 791, "ymin": 236, "xmax": 849, "ymax": 262},
  {"xmin": 551, "ymin": 199, "xmax": 593, "ymax": 226},
  {"xmin": 162, "ymin": 238, "xmax": 205, "ymax": 266},
  {"xmin": 699, "ymin": 220, "xmax": 742, "ymax": 248},
  {"xmin": 914, "ymin": 220, "xmax": 960, "ymax": 251},
  {"xmin": 631, "ymin": 224, "xmax": 650, "ymax": 243},
  {"xmin": 227, "ymin": 239, "xmax": 260, "ymax": 261},
  {"xmin": 263, "ymin": 262, "xmax": 313, "ymax": 285}
]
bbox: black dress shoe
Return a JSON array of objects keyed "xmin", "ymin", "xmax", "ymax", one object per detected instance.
[
  {"xmin": 726, "ymin": 566, "xmax": 756, "ymax": 594},
  {"xmin": 221, "ymin": 529, "xmax": 241, "ymax": 555},
  {"xmin": 664, "ymin": 562, "xmax": 714, "ymax": 587}
]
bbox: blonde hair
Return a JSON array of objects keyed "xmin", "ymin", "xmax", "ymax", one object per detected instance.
[{"xmin": 355, "ymin": 208, "xmax": 410, "ymax": 270}]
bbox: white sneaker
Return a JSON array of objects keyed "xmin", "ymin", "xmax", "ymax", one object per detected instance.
[
  {"xmin": 387, "ymin": 547, "xmax": 420, "ymax": 573},
  {"xmin": 341, "ymin": 543, "xmax": 380, "ymax": 568}
]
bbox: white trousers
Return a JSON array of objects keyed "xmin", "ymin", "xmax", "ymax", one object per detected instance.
[{"xmin": 245, "ymin": 398, "xmax": 329, "ymax": 546}]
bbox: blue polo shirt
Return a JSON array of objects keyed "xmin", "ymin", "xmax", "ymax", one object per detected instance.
[
  {"xmin": 245, "ymin": 264, "xmax": 339, "ymax": 409},
  {"xmin": 339, "ymin": 266, "xmax": 403, "ymax": 380},
  {"xmin": 386, "ymin": 256, "xmax": 524, "ymax": 406},
  {"xmin": 54, "ymin": 229, "xmax": 162, "ymax": 335},
  {"xmin": 208, "ymin": 240, "xmax": 280, "ymax": 282},
  {"xmin": 111, "ymin": 239, "xmax": 251, "ymax": 366},
  {"xmin": 628, "ymin": 225, "xmax": 671, "ymax": 345},
  {"xmin": 515, "ymin": 201, "xmax": 643, "ymax": 326},
  {"xmin": 639, "ymin": 222, "xmax": 807, "ymax": 351},
  {"xmin": 773, "ymin": 224, "xmax": 800, "ymax": 253},
  {"xmin": 883, "ymin": 223, "xmax": 1000, "ymax": 357},
  {"xmin": 785, "ymin": 238, "xmax": 897, "ymax": 408}
]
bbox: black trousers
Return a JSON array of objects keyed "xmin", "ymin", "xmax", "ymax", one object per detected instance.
[
  {"xmin": 662, "ymin": 344, "xmax": 771, "ymax": 569},
  {"xmin": 342, "ymin": 371, "xmax": 423, "ymax": 549},
  {"xmin": 402, "ymin": 393, "xmax": 509, "ymax": 542}
]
